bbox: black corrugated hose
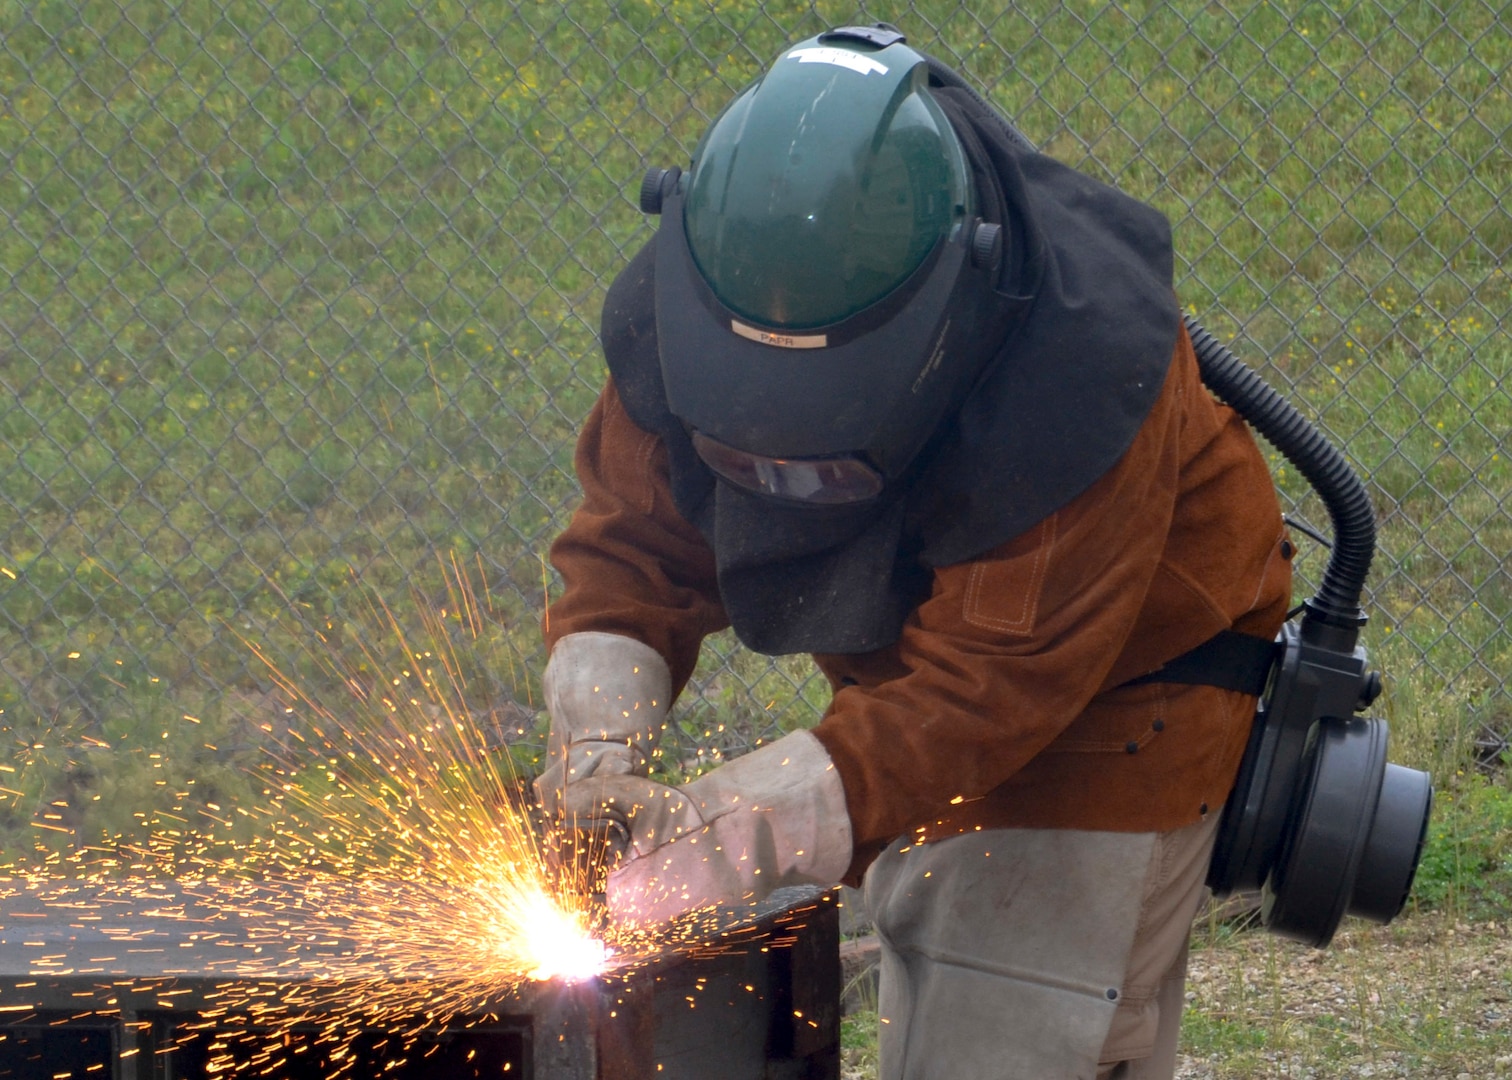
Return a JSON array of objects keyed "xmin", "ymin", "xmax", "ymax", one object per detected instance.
[
  {"xmin": 925, "ymin": 50, "xmax": 1376, "ymax": 649},
  {"xmin": 1182, "ymin": 316, "xmax": 1375, "ymax": 647}
]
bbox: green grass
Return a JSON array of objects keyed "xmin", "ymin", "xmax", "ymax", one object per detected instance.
[
  {"xmin": 1409, "ymin": 769, "xmax": 1512, "ymax": 919},
  {"xmin": 0, "ymin": 0, "xmax": 1508, "ymax": 860}
]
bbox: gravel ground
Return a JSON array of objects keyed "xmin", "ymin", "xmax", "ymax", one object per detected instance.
[{"xmin": 1177, "ymin": 912, "xmax": 1512, "ymax": 1078}]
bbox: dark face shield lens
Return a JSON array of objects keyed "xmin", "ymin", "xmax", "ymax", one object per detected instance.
[{"xmin": 691, "ymin": 432, "xmax": 884, "ymax": 505}]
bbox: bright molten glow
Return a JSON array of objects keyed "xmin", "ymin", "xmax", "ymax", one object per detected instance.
[{"xmin": 510, "ymin": 890, "xmax": 610, "ymax": 981}]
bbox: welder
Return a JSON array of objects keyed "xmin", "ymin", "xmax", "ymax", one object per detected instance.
[{"xmin": 534, "ymin": 25, "xmax": 1292, "ymax": 1080}]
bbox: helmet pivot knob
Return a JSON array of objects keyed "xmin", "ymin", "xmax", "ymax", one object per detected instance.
[
  {"xmin": 640, "ymin": 166, "xmax": 672, "ymax": 215},
  {"xmin": 971, "ymin": 220, "xmax": 1003, "ymax": 270}
]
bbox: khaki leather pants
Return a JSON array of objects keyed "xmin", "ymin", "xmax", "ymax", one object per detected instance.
[{"xmin": 862, "ymin": 816, "xmax": 1219, "ymax": 1080}]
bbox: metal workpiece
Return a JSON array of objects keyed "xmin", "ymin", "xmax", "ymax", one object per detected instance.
[{"xmin": 0, "ymin": 881, "xmax": 841, "ymax": 1080}]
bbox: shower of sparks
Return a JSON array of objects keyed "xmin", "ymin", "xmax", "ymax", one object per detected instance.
[
  {"xmin": 222, "ymin": 553, "xmax": 651, "ymax": 988},
  {"xmin": 0, "ymin": 554, "xmax": 726, "ymax": 1077}
]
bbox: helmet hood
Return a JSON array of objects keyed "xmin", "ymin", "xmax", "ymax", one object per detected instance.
[{"xmin": 604, "ymin": 31, "xmax": 1180, "ymax": 654}]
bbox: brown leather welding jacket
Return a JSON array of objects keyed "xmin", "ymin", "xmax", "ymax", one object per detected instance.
[{"xmin": 546, "ymin": 323, "xmax": 1293, "ymax": 885}]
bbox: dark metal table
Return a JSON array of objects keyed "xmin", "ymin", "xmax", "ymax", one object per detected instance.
[{"xmin": 0, "ymin": 881, "xmax": 840, "ymax": 1080}]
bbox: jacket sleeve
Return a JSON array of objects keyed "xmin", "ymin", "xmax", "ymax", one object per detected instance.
[
  {"xmin": 545, "ymin": 378, "xmax": 729, "ymax": 694},
  {"xmin": 811, "ymin": 347, "xmax": 1188, "ymax": 856}
]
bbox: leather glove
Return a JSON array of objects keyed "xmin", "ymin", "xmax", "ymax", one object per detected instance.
[
  {"xmin": 533, "ymin": 632, "xmax": 672, "ymax": 820},
  {"xmin": 563, "ymin": 729, "xmax": 853, "ymax": 925}
]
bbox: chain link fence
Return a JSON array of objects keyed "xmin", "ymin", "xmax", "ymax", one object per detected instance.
[{"xmin": 1, "ymin": 0, "xmax": 1507, "ymax": 851}]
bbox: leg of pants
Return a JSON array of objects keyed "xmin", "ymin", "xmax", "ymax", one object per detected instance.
[
  {"xmin": 862, "ymin": 816, "xmax": 1218, "ymax": 1080},
  {"xmin": 1096, "ymin": 816, "xmax": 1218, "ymax": 1078},
  {"xmin": 1096, "ymin": 939, "xmax": 1192, "ymax": 1080}
]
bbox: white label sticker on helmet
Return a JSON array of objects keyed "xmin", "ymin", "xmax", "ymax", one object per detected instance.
[
  {"xmin": 786, "ymin": 47, "xmax": 889, "ymax": 77},
  {"xmin": 731, "ymin": 319, "xmax": 828, "ymax": 349}
]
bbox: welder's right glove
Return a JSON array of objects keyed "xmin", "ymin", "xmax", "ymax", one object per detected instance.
[
  {"xmin": 563, "ymin": 729, "xmax": 853, "ymax": 925},
  {"xmin": 532, "ymin": 631, "xmax": 672, "ymax": 821}
]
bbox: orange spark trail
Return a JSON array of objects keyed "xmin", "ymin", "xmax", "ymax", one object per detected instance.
[{"xmin": 1, "ymin": 558, "xmax": 723, "ymax": 1077}]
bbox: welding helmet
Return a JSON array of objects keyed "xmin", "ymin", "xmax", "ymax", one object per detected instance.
[{"xmin": 639, "ymin": 24, "xmax": 1007, "ymax": 505}]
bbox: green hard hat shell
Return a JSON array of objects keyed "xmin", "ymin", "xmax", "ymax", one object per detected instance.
[{"xmin": 683, "ymin": 35, "xmax": 973, "ymax": 330}]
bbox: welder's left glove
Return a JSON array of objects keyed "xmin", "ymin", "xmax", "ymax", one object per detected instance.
[{"xmin": 561, "ymin": 729, "xmax": 852, "ymax": 925}]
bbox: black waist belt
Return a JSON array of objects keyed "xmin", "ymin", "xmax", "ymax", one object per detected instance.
[{"xmin": 1122, "ymin": 629, "xmax": 1278, "ymax": 697}]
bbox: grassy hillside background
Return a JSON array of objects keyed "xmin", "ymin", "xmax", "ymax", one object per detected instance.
[{"xmin": 0, "ymin": 0, "xmax": 1506, "ymax": 905}]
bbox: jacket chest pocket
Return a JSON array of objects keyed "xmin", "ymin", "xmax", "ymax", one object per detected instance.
[{"xmin": 961, "ymin": 514, "xmax": 1058, "ymax": 637}]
